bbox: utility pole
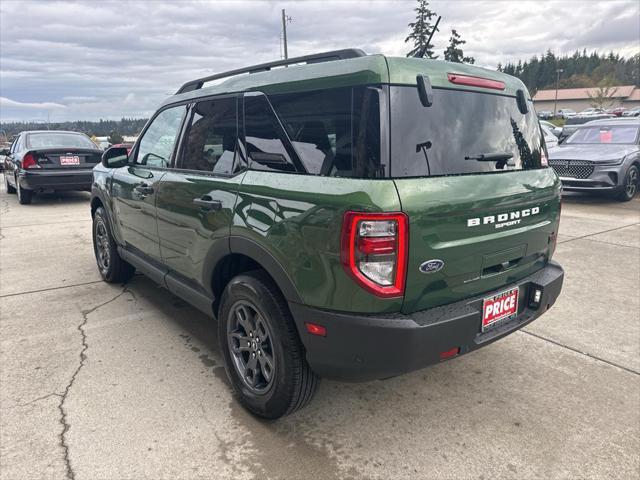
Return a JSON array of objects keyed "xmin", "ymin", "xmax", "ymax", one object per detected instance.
[
  {"xmin": 281, "ymin": 9, "xmax": 291, "ymax": 59},
  {"xmin": 554, "ymin": 68, "xmax": 563, "ymax": 118}
]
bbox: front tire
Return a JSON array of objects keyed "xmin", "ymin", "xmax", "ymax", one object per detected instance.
[
  {"xmin": 615, "ymin": 165, "xmax": 638, "ymax": 202},
  {"xmin": 16, "ymin": 175, "xmax": 32, "ymax": 204},
  {"xmin": 218, "ymin": 271, "xmax": 319, "ymax": 419},
  {"xmin": 92, "ymin": 207, "xmax": 135, "ymax": 283}
]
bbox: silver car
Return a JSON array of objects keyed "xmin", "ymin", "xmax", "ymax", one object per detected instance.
[
  {"xmin": 548, "ymin": 118, "xmax": 639, "ymax": 201},
  {"xmin": 540, "ymin": 124, "xmax": 558, "ymax": 149}
]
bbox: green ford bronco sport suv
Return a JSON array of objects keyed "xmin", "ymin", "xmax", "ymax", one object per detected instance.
[{"xmin": 91, "ymin": 49, "xmax": 564, "ymax": 418}]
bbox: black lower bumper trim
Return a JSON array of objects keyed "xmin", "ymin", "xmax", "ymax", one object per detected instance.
[{"xmin": 290, "ymin": 261, "xmax": 564, "ymax": 381}]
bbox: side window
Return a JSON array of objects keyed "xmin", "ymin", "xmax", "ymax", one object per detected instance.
[
  {"xmin": 244, "ymin": 94, "xmax": 299, "ymax": 173},
  {"xmin": 270, "ymin": 86, "xmax": 384, "ymax": 178},
  {"xmin": 135, "ymin": 105, "xmax": 186, "ymax": 168},
  {"xmin": 10, "ymin": 136, "xmax": 21, "ymax": 153},
  {"xmin": 180, "ymin": 97, "xmax": 237, "ymax": 174},
  {"xmin": 271, "ymin": 88, "xmax": 350, "ymax": 176}
]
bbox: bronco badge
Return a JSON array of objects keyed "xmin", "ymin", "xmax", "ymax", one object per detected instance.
[{"xmin": 419, "ymin": 259, "xmax": 445, "ymax": 274}]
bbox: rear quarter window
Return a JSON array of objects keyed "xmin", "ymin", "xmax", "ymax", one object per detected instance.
[{"xmin": 269, "ymin": 86, "xmax": 386, "ymax": 178}]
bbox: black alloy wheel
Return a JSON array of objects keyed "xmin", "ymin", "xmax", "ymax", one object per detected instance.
[
  {"xmin": 218, "ymin": 271, "xmax": 318, "ymax": 419},
  {"xmin": 92, "ymin": 207, "xmax": 135, "ymax": 283},
  {"xmin": 227, "ymin": 300, "xmax": 276, "ymax": 394},
  {"xmin": 94, "ymin": 217, "xmax": 111, "ymax": 275}
]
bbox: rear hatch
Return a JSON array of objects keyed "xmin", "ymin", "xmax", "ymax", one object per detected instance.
[{"xmin": 388, "ymin": 82, "xmax": 561, "ymax": 314}]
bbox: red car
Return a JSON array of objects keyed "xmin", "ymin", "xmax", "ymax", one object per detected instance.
[
  {"xmin": 607, "ymin": 107, "xmax": 627, "ymax": 117},
  {"xmin": 107, "ymin": 143, "xmax": 134, "ymax": 155}
]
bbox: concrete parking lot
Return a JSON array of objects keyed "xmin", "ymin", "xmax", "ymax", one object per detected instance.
[{"xmin": 1, "ymin": 174, "xmax": 638, "ymax": 480}]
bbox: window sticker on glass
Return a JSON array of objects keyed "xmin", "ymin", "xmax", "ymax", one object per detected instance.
[{"xmin": 599, "ymin": 129, "xmax": 612, "ymax": 143}]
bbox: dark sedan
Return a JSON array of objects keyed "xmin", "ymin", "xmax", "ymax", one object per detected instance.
[
  {"xmin": 2, "ymin": 130, "xmax": 101, "ymax": 204},
  {"xmin": 548, "ymin": 119, "xmax": 639, "ymax": 201}
]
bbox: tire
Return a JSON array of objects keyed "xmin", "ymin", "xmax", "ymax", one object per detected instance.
[
  {"xmin": 615, "ymin": 165, "xmax": 639, "ymax": 202},
  {"xmin": 16, "ymin": 175, "xmax": 32, "ymax": 204},
  {"xmin": 92, "ymin": 207, "xmax": 135, "ymax": 283},
  {"xmin": 4, "ymin": 173, "xmax": 16, "ymax": 194},
  {"xmin": 218, "ymin": 271, "xmax": 319, "ymax": 419}
]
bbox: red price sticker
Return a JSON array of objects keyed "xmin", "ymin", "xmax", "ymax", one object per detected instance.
[{"xmin": 600, "ymin": 130, "xmax": 612, "ymax": 143}]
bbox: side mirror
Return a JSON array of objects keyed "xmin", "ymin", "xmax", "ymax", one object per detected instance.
[
  {"xmin": 0, "ymin": 148, "xmax": 10, "ymax": 156},
  {"xmin": 102, "ymin": 147, "xmax": 129, "ymax": 168}
]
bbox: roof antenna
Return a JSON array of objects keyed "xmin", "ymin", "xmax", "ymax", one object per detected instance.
[{"xmin": 425, "ymin": 16, "xmax": 441, "ymax": 55}]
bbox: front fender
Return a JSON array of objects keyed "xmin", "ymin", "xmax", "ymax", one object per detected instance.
[{"xmin": 91, "ymin": 167, "xmax": 123, "ymax": 245}]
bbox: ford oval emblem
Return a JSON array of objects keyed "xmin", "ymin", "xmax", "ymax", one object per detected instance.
[{"xmin": 419, "ymin": 259, "xmax": 444, "ymax": 274}]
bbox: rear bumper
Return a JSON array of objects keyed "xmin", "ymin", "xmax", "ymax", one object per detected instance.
[
  {"xmin": 18, "ymin": 169, "xmax": 93, "ymax": 191},
  {"xmin": 290, "ymin": 261, "xmax": 564, "ymax": 381}
]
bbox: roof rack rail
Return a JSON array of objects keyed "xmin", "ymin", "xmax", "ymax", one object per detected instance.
[{"xmin": 176, "ymin": 48, "xmax": 367, "ymax": 94}]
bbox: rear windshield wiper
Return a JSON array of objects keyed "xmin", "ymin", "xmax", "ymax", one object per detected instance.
[{"xmin": 464, "ymin": 152, "xmax": 513, "ymax": 162}]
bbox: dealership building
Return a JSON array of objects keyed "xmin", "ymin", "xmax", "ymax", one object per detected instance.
[{"xmin": 533, "ymin": 85, "xmax": 640, "ymax": 112}]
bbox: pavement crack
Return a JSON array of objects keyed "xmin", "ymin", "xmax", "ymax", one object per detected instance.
[
  {"xmin": 520, "ymin": 329, "xmax": 640, "ymax": 376},
  {"xmin": 0, "ymin": 280, "xmax": 105, "ymax": 299},
  {"xmin": 56, "ymin": 288, "xmax": 129, "ymax": 480},
  {"xmin": 558, "ymin": 222, "xmax": 640, "ymax": 245},
  {"xmin": 19, "ymin": 392, "xmax": 63, "ymax": 407}
]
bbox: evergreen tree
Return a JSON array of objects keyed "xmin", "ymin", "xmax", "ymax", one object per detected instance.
[
  {"xmin": 497, "ymin": 50, "xmax": 639, "ymax": 91},
  {"xmin": 108, "ymin": 131, "xmax": 124, "ymax": 144},
  {"xmin": 405, "ymin": 0, "xmax": 439, "ymax": 59},
  {"xmin": 443, "ymin": 29, "xmax": 474, "ymax": 64}
]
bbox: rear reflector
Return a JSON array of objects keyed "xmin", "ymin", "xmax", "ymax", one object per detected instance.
[
  {"xmin": 439, "ymin": 347, "xmax": 460, "ymax": 360},
  {"xmin": 447, "ymin": 73, "xmax": 505, "ymax": 91},
  {"xmin": 305, "ymin": 322, "xmax": 327, "ymax": 337}
]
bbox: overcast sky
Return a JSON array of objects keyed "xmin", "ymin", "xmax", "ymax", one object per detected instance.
[{"xmin": 1, "ymin": 0, "xmax": 638, "ymax": 122}]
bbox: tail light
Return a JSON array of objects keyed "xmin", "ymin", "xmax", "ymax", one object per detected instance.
[
  {"xmin": 541, "ymin": 148, "xmax": 549, "ymax": 167},
  {"xmin": 341, "ymin": 211, "xmax": 408, "ymax": 298},
  {"xmin": 21, "ymin": 153, "xmax": 40, "ymax": 169}
]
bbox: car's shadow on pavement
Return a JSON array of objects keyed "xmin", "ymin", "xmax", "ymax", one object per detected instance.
[
  {"xmin": 561, "ymin": 190, "xmax": 640, "ymax": 209},
  {"xmin": 16, "ymin": 190, "xmax": 91, "ymax": 206}
]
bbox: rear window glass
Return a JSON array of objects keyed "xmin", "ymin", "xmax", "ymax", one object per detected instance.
[
  {"xmin": 27, "ymin": 133, "xmax": 96, "ymax": 149},
  {"xmin": 566, "ymin": 126, "xmax": 639, "ymax": 145},
  {"xmin": 270, "ymin": 86, "xmax": 385, "ymax": 178},
  {"xmin": 390, "ymin": 87, "xmax": 544, "ymax": 177}
]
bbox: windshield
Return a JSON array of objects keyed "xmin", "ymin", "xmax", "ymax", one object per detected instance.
[
  {"xmin": 390, "ymin": 87, "xmax": 544, "ymax": 177},
  {"xmin": 566, "ymin": 125, "xmax": 639, "ymax": 145},
  {"xmin": 27, "ymin": 133, "xmax": 97, "ymax": 149}
]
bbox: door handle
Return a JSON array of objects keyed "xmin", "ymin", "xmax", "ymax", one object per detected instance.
[
  {"xmin": 134, "ymin": 183, "xmax": 154, "ymax": 195},
  {"xmin": 193, "ymin": 195, "xmax": 222, "ymax": 211}
]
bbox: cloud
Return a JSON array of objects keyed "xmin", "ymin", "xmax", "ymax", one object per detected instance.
[
  {"xmin": 0, "ymin": 97, "xmax": 67, "ymax": 110},
  {"xmin": 0, "ymin": 0, "xmax": 638, "ymax": 121}
]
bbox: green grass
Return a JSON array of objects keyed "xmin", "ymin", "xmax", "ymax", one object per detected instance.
[{"xmin": 549, "ymin": 118, "xmax": 566, "ymax": 127}]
